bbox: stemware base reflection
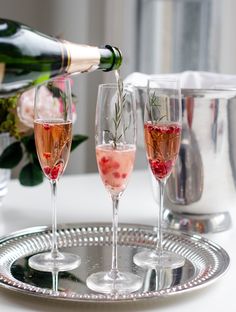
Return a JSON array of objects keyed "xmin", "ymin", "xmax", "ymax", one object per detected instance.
[
  {"xmin": 86, "ymin": 270, "xmax": 143, "ymax": 294},
  {"xmin": 29, "ymin": 251, "xmax": 81, "ymax": 272},
  {"xmin": 133, "ymin": 250, "xmax": 185, "ymax": 270}
]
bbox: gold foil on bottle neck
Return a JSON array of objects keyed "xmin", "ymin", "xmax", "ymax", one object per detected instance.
[
  {"xmin": 64, "ymin": 42, "xmax": 100, "ymax": 73},
  {"xmin": 0, "ymin": 63, "xmax": 5, "ymax": 84}
]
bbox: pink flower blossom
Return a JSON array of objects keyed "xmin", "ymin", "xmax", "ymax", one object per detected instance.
[{"xmin": 17, "ymin": 85, "xmax": 77, "ymax": 131}]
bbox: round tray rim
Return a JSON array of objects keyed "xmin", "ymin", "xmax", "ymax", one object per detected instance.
[{"xmin": 0, "ymin": 222, "xmax": 230, "ymax": 303}]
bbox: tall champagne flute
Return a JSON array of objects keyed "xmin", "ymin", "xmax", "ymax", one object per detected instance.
[
  {"xmin": 29, "ymin": 77, "xmax": 81, "ymax": 272},
  {"xmin": 86, "ymin": 83, "xmax": 142, "ymax": 294},
  {"xmin": 134, "ymin": 78, "xmax": 185, "ymax": 269}
]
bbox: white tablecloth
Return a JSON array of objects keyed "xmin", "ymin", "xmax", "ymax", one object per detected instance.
[{"xmin": 0, "ymin": 170, "xmax": 234, "ymax": 311}]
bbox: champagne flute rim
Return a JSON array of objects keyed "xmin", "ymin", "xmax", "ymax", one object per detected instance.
[
  {"xmin": 34, "ymin": 118, "xmax": 72, "ymax": 123},
  {"xmin": 145, "ymin": 120, "xmax": 181, "ymax": 126}
]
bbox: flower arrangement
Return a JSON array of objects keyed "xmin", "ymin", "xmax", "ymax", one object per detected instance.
[{"xmin": 0, "ymin": 81, "xmax": 87, "ymax": 186}]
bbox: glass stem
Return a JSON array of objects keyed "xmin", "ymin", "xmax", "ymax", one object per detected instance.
[
  {"xmin": 156, "ymin": 179, "xmax": 166, "ymax": 255},
  {"xmin": 50, "ymin": 180, "xmax": 58, "ymax": 258},
  {"xmin": 52, "ymin": 271, "xmax": 59, "ymax": 293},
  {"xmin": 111, "ymin": 195, "xmax": 119, "ymax": 278}
]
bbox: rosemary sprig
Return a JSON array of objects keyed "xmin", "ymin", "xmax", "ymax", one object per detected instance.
[
  {"xmin": 105, "ymin": 79, "xmax": 131, "ymax": 149},
  {"xmin": 148, "ymin": 91, "xmax": 167, "ymax": 123}
]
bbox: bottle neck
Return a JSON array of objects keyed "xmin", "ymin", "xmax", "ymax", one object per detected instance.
[
  {"xmin": 99, "ymin": 45, "xmax": 122, "ymax": 71},
  {"xmin": 63, "ymin": 41, "xmax": 122, "ymax": 74}
]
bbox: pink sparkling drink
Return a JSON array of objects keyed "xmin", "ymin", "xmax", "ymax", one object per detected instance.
[
  {"xmin": 96, "ymin": 144, "xmax": 136, "ymax": 196},
  {"xmin": 144, "ymin": 122, "xmax": 181, "ymax": 180}
]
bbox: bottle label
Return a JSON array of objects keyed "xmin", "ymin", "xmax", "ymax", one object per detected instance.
[
  {"xmin": 0, "ymin": 63, "xmax": 4, "ymax": 84},
  {"xmin": 64, "ymin": 42, "xmax": 100, "ymax": 73}
]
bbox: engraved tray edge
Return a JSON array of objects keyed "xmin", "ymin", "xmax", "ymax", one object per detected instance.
[{"xmin": 0, "ymin": 222, "xmax": 230, "ymax": 303}]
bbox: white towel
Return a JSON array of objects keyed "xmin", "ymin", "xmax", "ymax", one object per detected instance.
[{"xmin": 124, "ymin": 70, "xmax": 236, "ymax": 89}]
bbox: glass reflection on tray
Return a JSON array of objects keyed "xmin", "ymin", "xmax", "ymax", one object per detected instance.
[{"xmin": 12, "ymin": 245, "xmax": 194, "ymax": 295}]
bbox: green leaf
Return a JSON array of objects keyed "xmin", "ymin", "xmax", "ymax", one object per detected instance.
[
  {"xmin": 32, "ymin": 155, "xmax": 41, "ymax": 169},
  {"xmin": 0, "ymin": 141, "xmax": 23, "ymax": 168},
  {"xmin": 21, "ymin": 134, "xmax": 36, "ymax": 154},
  {"xmin": 34, "ymin": 72, "xmax": 50, "ymax": 86},
  {"xmin": 71, "ymin": 134, "xmax": 88, "ymax": 152},
  {"xmin": 19, "ymin": 163, "xmax": 44, "ymax": 186}
]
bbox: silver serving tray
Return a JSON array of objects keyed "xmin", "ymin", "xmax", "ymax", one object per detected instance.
[{"xmin": 0, "ymin": 223, "xmax": 230, "ymax": 302}]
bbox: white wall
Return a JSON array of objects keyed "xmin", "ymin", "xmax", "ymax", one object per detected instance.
[{"xmin": 219, "ymin": 0, "xmax": 236, "ymax": 74}]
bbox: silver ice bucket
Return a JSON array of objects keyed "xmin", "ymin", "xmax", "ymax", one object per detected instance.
[{"xmin": 137, "ymin": 88, "xmax": 236, "ymax": 233}]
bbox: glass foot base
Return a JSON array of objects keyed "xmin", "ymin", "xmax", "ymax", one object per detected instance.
[
  {"xmin": 28, "ymin": 252, "xmax": 81, "ymax": 272},
  {"xmin": 133, "ymin": 250, "xmax": 185, "ymax": 270},
  {"xmin": 86, "ymin": 271, "xmax": 143, "ymax": 294}
]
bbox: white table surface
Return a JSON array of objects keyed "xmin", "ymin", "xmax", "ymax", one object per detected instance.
[{"xmin": 0, "ymin": 170, "xmax": 234, "ymax": 311}]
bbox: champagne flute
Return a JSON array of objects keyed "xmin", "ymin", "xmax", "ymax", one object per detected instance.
[
  {"xmin": 86, "ymin": 83, "xmax": 142, "ymax": 294},
  {"xmin": 29, "ymin": 77, "xmax": 81, "ymax": 272},
  {"xmin": 134, "ymin": 78, "xmax": 185, "ymax": 269}
]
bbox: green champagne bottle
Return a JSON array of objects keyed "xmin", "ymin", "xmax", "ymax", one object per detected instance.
[{"xmin": 0, "ymin": 18, "xmax": 122, "ymax": 97}]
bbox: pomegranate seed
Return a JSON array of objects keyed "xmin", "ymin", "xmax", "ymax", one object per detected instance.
[
  {"xmin": 122, "ymin": 173, "xmax": 127, "ymax": 179},
  {"xmin": 101, "ymin": 156, "xmax": 109, "ymax": 164},
  {"xmin": 166, "ymin": 126, "xmax": 174, "ymax": 134},
  {"xmin": 43, "ymin": 166, "xmax": 51, "ymax": 176},
  {"xmin": 50, "ymin": 166, "xmax": 60, "ymax": 180},
  {"xmin": 112, "ymin": 172, "xmax": 120, "ymax": 179},
  {"xmin": 43, "ymin": 124, "xmax": 51, "ymax": 130},
  {"xmin": 175, "ymin": 126, "xmax": 181, "ymax": 134},
  {"xmin": 43, "ymin": 152, "xmax": 51, "ymax": 159},
  {"xmin": 149, "ymin": 159, "xmax": 173, "ymax": 179},
  {"xmin": 50, "ymin": 162, "xmax": 64, "ymax": 180}
]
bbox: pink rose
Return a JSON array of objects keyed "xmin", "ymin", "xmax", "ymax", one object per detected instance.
[{"xmin": 17, "ymin": 85, "xmax": 77, "ymax": 131}]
